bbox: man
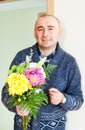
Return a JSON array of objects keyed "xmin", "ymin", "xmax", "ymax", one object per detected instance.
[{"xmin": 2, "ymin": 14, "xmax": 84, "ymax": 130}]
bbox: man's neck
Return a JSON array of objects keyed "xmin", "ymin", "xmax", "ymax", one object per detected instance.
[{"xmin": 38, "ymin": 45, "xmax": 57, "ymax": 57}]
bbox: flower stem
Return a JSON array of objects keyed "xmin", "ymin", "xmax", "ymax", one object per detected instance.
[{"xmin": 23, "ymin": 116, "xmax": 28, "ymax": 130}]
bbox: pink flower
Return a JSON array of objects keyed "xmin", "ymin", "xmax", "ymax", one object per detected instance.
[
  {"xmin": 24, "ymin": 67, "xmax": 46, "ymax": 87},
  {"xmin": 29, "ymin": 74, "xmax": 40, "ymax": 86}
]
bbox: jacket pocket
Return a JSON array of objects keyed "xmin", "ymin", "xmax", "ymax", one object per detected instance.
[
  {"xmin": 40, "ymin": 115, "xmax": 66, "ymax": 130},
  {"xmin": 40, "ymin": 110, "xmax": 66, "ymax": 130}
]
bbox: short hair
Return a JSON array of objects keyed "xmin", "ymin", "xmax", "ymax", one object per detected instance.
[{"xmin": 36, "ymin": 13, "xmax": 60, "ymax": 27}]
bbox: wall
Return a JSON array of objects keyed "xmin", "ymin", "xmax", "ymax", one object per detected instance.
[
  {"xmin": 54, "ymin": 0, "xmax": 85, "ymax": 130},
  {"xmin": 0, "ymin": 1, "xmax": 46, "ymax": 129}
]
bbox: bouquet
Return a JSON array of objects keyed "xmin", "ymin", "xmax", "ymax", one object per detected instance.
[{"xmin": 5, "ymin": 55, "xmax": 56, "ymax": 130}]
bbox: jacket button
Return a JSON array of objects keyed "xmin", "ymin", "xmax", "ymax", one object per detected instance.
[
  {"xmin": 45, "ymin": 115, "xmax": 48, "ymax": 118},
  {"xmin": 33, "ymin": 121, "xmax": 38, "ymax": 125},
  {"xmin": 18, "ymin": 118, "xmax": 22, "ymax": 123}
]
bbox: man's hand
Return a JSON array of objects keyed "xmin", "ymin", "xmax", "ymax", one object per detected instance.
[
  {"xmin": 16, "ymin": 105, "xmax": 29, "ymax": 116},
  {"xmin": 49, "ymin": 88, "xmax": 65, "ymax": 105}
]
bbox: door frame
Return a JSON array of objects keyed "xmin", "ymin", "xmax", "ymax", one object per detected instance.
[{"xmin": 46, "ymin": 0, "xmax": 54, "ymax": 15}]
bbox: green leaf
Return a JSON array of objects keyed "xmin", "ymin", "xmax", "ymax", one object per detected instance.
[
  {"xmin": 43, "ymin": 64, "xmax": 57, "ymax": 79},
  {"xmin": 26, "ymin": 55, "xmax": 30, "ymax": 63},
  {"xmin": 36, "ymin": 57, "xmax": 47, "ymax": 67}
]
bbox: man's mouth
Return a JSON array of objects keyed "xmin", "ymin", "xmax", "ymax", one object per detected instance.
[{"xmin": 42, "ymin": 39, "xmax": 51, "ymax": 41}]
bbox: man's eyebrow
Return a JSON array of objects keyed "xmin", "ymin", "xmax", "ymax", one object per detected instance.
[
  {"xmin": 37, "ymin": 25, "xmax": 55, "ymax": 30},
  {"xmin": 48, "ymin": 25, "xmax": 55, "ymax": 28},
  {"xmin": 37, "ymin": 26, "xmax": 43, "ymax": 30}
]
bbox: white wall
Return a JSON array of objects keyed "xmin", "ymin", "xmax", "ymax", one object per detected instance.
[
  {"xmin": 54, "ymin": 0, "xmax": 85, "ymax": 130},
  {"xmin": 0, "ymin": 1, "xmax": 46, "ymax": 130}
]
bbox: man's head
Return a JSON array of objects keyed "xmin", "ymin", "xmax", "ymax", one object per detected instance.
[{"xmin": 34, "ymin": 14, "xmax": 62, "ymax": 51}]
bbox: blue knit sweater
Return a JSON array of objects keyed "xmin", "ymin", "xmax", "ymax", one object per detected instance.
[{"xmin": 2, "ymin": 43, "xmax": 84, "ymax": 130}]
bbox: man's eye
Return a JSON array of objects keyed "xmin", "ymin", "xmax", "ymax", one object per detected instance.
[
  {"xmin": 49, "ymin": 28, "xmax": 53, "ymax": 30},
  {"xmin": 38, "ymin": 28, "xmax": 43, "ymax": 31}
]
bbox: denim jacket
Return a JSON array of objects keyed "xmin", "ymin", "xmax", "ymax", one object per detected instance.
[{"xmin": 2, "ymin": 43, "xmax": 84, "ymax": 130}]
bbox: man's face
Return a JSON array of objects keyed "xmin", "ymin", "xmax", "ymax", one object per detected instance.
[{"xmin": 34, "ymin": 16, "xmax": 61, "ymax": 49}]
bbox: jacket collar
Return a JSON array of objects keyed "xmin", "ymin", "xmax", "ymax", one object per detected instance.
[{"xmin": 31, "ymin": 42, "xmax": 65, "ymax": 65}]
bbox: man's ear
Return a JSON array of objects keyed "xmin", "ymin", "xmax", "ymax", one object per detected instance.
[
  {"xmin": 34, "ymin": 28, "xmax": 36, "ymax": 39},
  {"xmin": 58, "ymin": 25, "xmax": 62, "ymax": 40},
  {"xmin": 59, "ymin": 25, "xmax": 62, "ymax": 35}
]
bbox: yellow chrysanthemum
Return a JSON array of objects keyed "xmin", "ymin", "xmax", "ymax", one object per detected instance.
[{"xmin": 6, "ymin": 73, "xmax": 32, "ymax": 96}]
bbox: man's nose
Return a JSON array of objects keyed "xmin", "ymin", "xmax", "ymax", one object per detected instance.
[{"xmin": 43, "ymin": 29, "xmax": 48, "ymax": 37}]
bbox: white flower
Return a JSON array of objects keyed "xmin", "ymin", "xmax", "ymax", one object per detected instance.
[
  {"xmin": 35, "ymin": 88, "xmax": 41, "ymax": 94},
  {"xmin": 40, "ymin": 67, "xmax": 46, "ymax": 78},
  {"xmin": 29, "ymin": 62, "xmax": 37, "ymax": 68}
]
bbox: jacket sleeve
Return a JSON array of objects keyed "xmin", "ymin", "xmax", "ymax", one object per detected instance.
[
  {"xmin": 1, "ymin": 84, "xmax": 16, "ymax": 113},
  {"xmin": 1, "ymin": 52, "xmax": 22, "ymax": 113},
  {"xmin": 61, "ymin": 59, "xmax": 84, "ymax": 110}
]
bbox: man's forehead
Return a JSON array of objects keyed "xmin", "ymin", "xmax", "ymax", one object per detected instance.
[{"xmin": 35, "ymin": 16, "xmax": 60, "ymax": 27}]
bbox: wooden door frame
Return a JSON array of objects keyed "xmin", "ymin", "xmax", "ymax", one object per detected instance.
[
  {"xmin": 38, "ymin": 0, "xmax": 54, "ymax": 17},
  {"xmin": 46, "ymin": 0, "xmax": 54, "ymax": 15}
]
